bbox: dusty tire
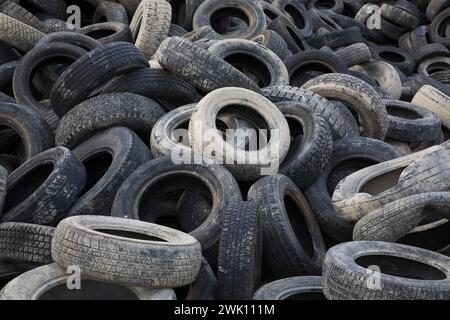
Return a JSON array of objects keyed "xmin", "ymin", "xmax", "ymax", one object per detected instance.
[
  {"xmin": 412, "ymin": 85, "xmax": 450, "ymax": 130},
  {"xmin": 189, "ymin": 87, "xmax": 290, "ymax": 181},
  {"xmin": 323, "ymin": 241, "xmax": 450, "ymax": 300},
  {"xmin": 192, "ymin": 0, "xmax": 266, "ymax": 40},
  {"xmin": 217, "ymin": 201, "xmax": 262, "ymax": 300},
  {"xmin": 253, "ymin": 276, "xmax": 324, "ymax": 300},
  {"xmin": 1, "ymin": 147, "xmax": 86, "ymax": 226},
  {"xmin": 0, "ymin": 263, "xmax": 177, "ymax": 300},
  {"xmin": 130, "ymin": 0, "xmax": 171, "ymax": 59},
  {"xmin": 385, "ymin": 100, "xmax": 442, "ymax": 142},
  {"xmin": 332, "ymin": 146, "xmax": 450, "ymax": 223},
  {"xmin": 0, "ymin": 13, "xmax": 44, "ymax": 52},
  {"xmin": 0, "ymin": 223, "xmax": 53, "ymax": 265},
  {"xmin": 353, "ymin": 192, "xmax": 450, "ymax": 243},
  {"xmin": 66, "ymin": 127, "xmax": 152, "ymax": 218},
  {"xmin": 305, "ymin": 137, "xmax": 402, "ymax": 242},
  {"xmin": 302, "ymin": 73, "xmax": 389, "ymax": 140},
  {"xmin": 248, "ymin": 174, "xmax": 326, "ymax": 277},
  {"xmin": 55, "ymin": 93, "xmax": 165, "ymax": 149},
  {"xmin": 51, "ymin": 216, "xmax": 202, "ymax": 288}
]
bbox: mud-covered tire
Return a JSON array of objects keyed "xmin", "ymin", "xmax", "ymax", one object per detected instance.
[
  {"xmin": 0, "ymin": 223, "xmax": 54, "ymax": 265},
  {"xmin": 302, "ymin": 73, "xmax": 389, "ymax": 140},
  {"xmin": 323, "ymin": 241, "xmax": 450, "ymax": 300},
  {"xmin": 50, "ymin": 42, "xmax": 149, "ymax": 117},
  {"xmin": 412, "ymin": 85, "xmax": 450, "ymax": 130},
  {"xmin": 1, "ymin": 147, "xmax": 86, "ymax": 226},
  {"xmin": 55, "ymin": 93, "xmax": 165, "ymax": 149},
  {"xmin": 248, "ymin": 174, "xmax": 326, "ymax": 277},
  {"xmin": 217, "ymin": 201, "xmax": 262, "ymax": 300},
  {"xmin": 51, "ymin": 215, "xmax": 202, "ymax": 288}
]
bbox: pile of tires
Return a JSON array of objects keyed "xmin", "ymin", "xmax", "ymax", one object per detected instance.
[{"xmin": 0, "ymin": 0, "xmax": 449, "ymax": 300}]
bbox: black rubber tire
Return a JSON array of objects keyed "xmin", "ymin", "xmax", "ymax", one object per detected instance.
[
  {"xmin": 66, "ymin": 127, "xmax": 152, "ymax": 218},
  {"xmin": 302, "ymin": 73, "xmax": 389, "ymax": 140},
  {"xmin": 0, "ymin": 261, "xmax": 36, "ymax": 291},
  {"xmin": 268, "ymin": 15, "xmax": 309, "ymax": 53},
  {"xmin": 385, "ymin": 100, "xmax": 442, "ymax": 142},
  {"xmin": 307, "ymin": 27, "xmax": 362, "ymax": 49},
  {"xmin": 50, "ymin": 42, "xmax": 149, "ymax": 117},
  {"xmin": 192, "ymin": 0, "xmax": 267, "ymax": 40},
  {"xmin": 252, "ymin": 29, "xmax": 291, "ymax": 61},
  {"xmin": 414, "ymin": 57, "xmax": 450, "ymax": 97},
  {"xmin": 51, "ymin": 215, "xmax": 202, "ymax": 288},
  {"xmin": 111, "ymin": 155, "xmax": 242, "ymax": 250},
  {"xmin": 0, "ymin": 222, "xmax": 54, "ymax": 265},
  {"xmin": 76, "ymin": 22, "xmax": 132, "ymax": 44},
  {"xmin": 305, "ymin": 137, "xmax": 402, "ymax": 242},
  {"xmin": 93, "ymin": 1, "xmax": 129, "ymax": 24},
  {"xmin": 42, "ymin": 18, "xmax": 74, "ymax": 33},
  {"xmin": 323, "ymin": 241, "xmax": 450, "ymax": 300},
  {"xmin": 430, "ymin": 8, "xmax": 450, "ymax": 48},
  {"xmin": 0, "ymin": 102, "xmax": 54, "ymax": 163},
  {"xmin": 207, "ymin": 38, "xmax": 289, "ymax": 87},
  {"xmin": 0, "ymin": 263, "xmax": 177, "ymax": 300},
  {"xmin": 248, "ymin": 174, "xmax": 326, "ymax": 277},
  {"xmin": 370, "ymin": 45, "xmax": 415, "ymax": 74},
  {"xmin": 100, "ymin": 68, "xmax": 201, "ymax": 110},
  {"xmin": 414, "ymin": 43, "xmax": 450, "ymax": 64},
  {"xmin": 177, "ymin": 190, "xmax": 212, "ymax": 233},
  {"xmin": 186, "ymin": 258, "xmax": 216, "ymax": 300},
  {"xmin": 262, "ymin": 85, "xmax": 359, "ymax": 140},
  {"xmin": 253, "ymin": 276, "xmax": 324, "ymax": 300},
  {"xmin": 20, "ymin": 0, "xmax": 67, "ymax": 20},
  {"xmin": 308, "ymin": 0, "xmax": 344, "ymax": 14},
  {"xmin": 156, "ymin": 36, "xmax": 260, "ymax": 93},
  {"xmin": 277, "ymin": 101, "xmax": 334, "ymax": 190},
  {"xmin": 335, "ymin": 43, "xmax": 372, "ymax": 67},
  {"xmin": 168, "ymin": 0, "xmax": 203, "ymax": 30},
  {"xmin": 284, "ymin": 50, "xmax": 348, "ymax": 87},
  {"xmin": 0, "ymin": 13, "xmax": 45, "ymax": 53},
  {"xmin": 12, "ymin": 42, "xmax": 86, "ymax": 126},
  {"xmin": 217, "ymin": 201, "xmax": 262, "ymax": 300},
  {"xmin": 1, "ymin": 147, "xmax": 86, "ymax": 226},
  {"xmin": 55, "ymin": 93, "xmax": 165, "ymax": 149},
  {"xmin": 35, "ymin": 32, "xmax": 102, "ymax": 51},
  {"xmin": 380, "ymin": 16, "xmax": 408, "ymax": 40},
  {"xmin": 273, "ymin": 0, "xmax": 313, "ymax": 37}
]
